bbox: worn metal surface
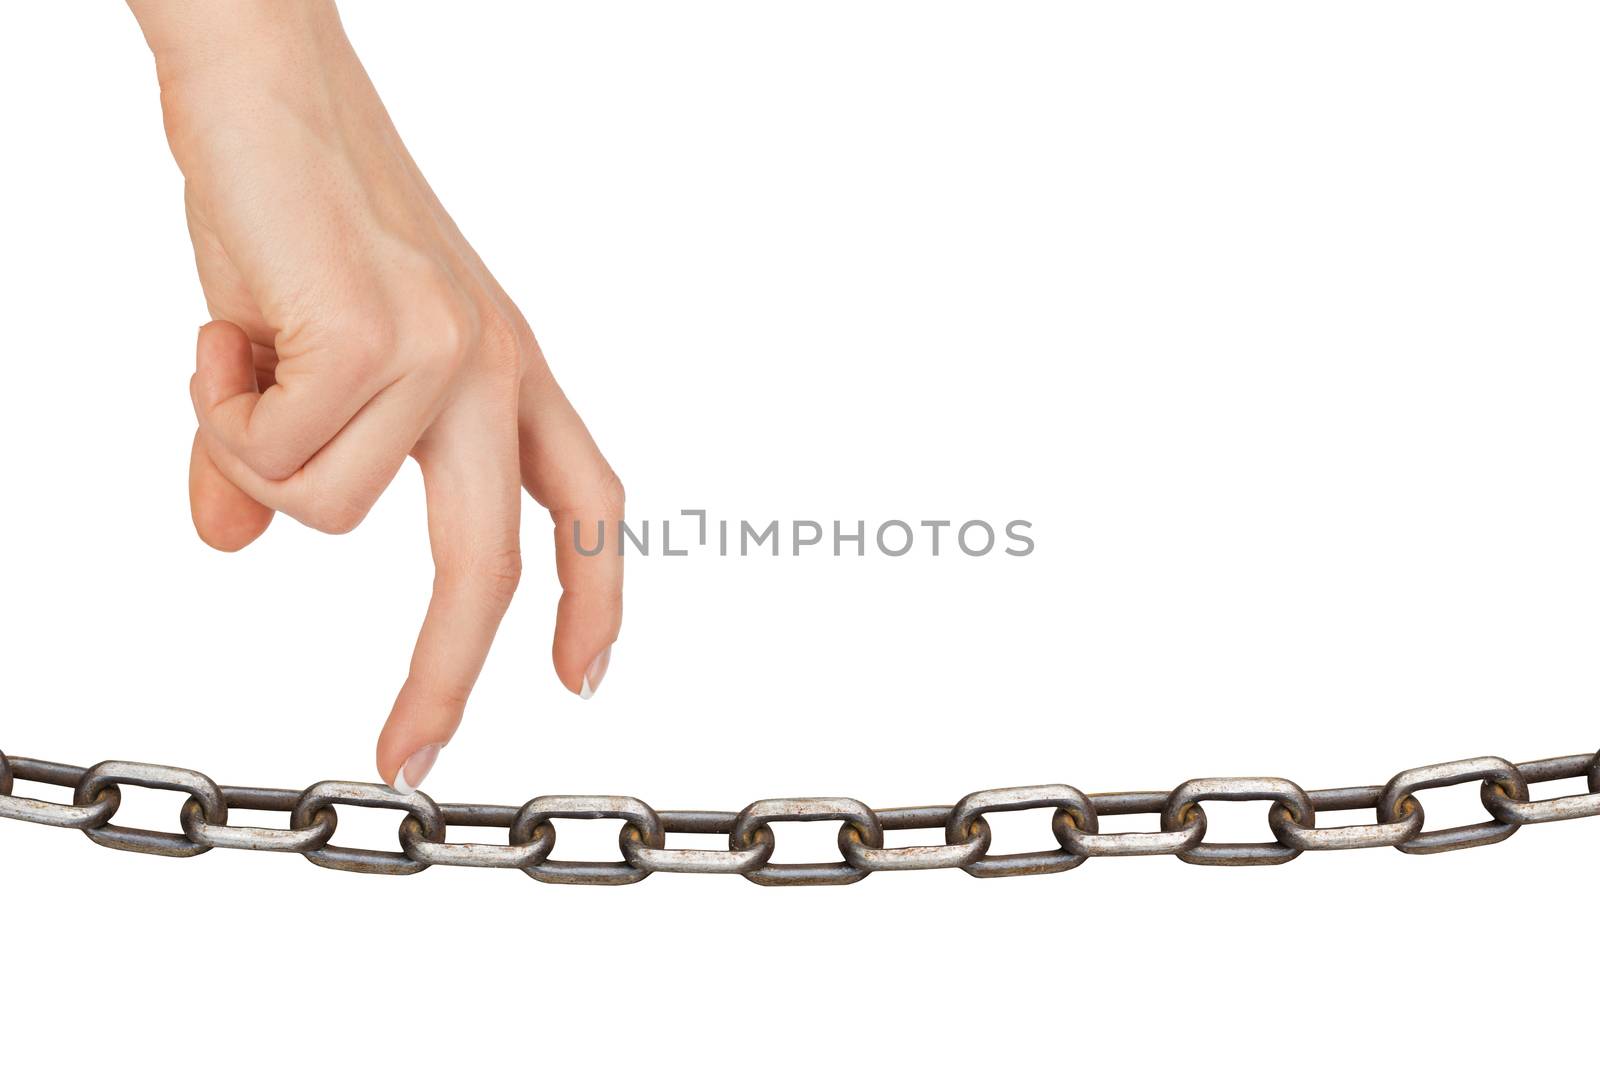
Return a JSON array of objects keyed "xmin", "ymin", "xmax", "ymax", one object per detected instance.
[
  {"xmin": 1, "ymin": 746, "xmax": 1595, "ymax": 885},
  {"xmin": 1377, "ymin": 757, "xmax": 1530, "ymax": 855},
  {"xmin": 1161, "ymin": 777, "xmax": 1315, "ymax": 866}
]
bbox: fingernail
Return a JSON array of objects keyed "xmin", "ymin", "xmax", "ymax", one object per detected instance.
[
  {"xmin": 579, "ymin": 645, "xmax": 612, "ymax": 699},
  {"xmin": 393, "ymin": 743, "xmax": 443, "ymax": 794}
]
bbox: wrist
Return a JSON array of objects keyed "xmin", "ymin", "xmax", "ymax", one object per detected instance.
[
  {"xmin": 130, "ymin": 2, "xmax": 374, "ymax": 177},
  {"xmin": 129, "ymin": 1, "xmax": 348, "ymax": 96}
]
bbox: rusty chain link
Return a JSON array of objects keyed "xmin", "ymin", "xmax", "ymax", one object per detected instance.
[{"xmin": 2, "ymin": 747, "xmax": 1596, "ymax": 884}]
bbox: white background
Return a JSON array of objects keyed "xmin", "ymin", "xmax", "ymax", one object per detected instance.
[{"xmin": 2, "ymin": 2, "xmax": 1596, "ymax": 1061}]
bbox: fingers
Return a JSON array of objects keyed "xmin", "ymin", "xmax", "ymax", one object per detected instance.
[
  {"xmin": 374, "ymin": 396, "xmax": 523, "ymax": 791},
  {"xmin": 192, "ymin": 321, "xmax": 432, "ymax": 535},
  {"xmin": 194, "ymin": 320, "xmax": 387, "ymax": 482},
  {"xmin": 196, "ymin": 385, "xmax": 425, "ymax": 535},
  {"xmin": 192, "ymin": 317, "xmax": 524, "ymax": 792},
  {"xmin": 187, "ymin": 325, "xmax": 275, "ymax": 550},
  {"xmin": 192, "ymin": 317, "xmax": 550, "ymax": 790},
  {"xmin": 517, "ymin": 358, "xmax": 624, "ymax": 697},
  {"xmin": 189, "ymin": 431, "xmax": 274, "ymax": 551}
]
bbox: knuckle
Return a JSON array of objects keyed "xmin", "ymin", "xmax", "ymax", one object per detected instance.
[
  {"xmin": 428, "ymin": 301, "xmax": 477, "ymax": 374},
  {"xmin": 197, "ymin": 416, "xmax": 303, "ymax": 484},
  {"xmin": 312, "ymin": 264, "xmax": 482, "ymax": 383},
  {"xmin": 443, "ymin": 545, "xmax": 523, "ymax": 607},
  {"xmin": 422, "ymin": 681, "xmax": 473, "ymax": 719},
  {"xmin": 398, "ymin": 271, "xmax": 479, "ymax": 377},
  {"xmin": 476, "ymin": 305, "xmax": 532, "ymax": 382},
  {"xmin": 300, "ymin": 491, "xmax": 373, "ymax": 535},
  {"xmin": 482, "ymin": 546, "xmax": 525, "ymax": 603},
  {"xmin": 595, "ymin": 467, "xmax": 625, "ymax": 515},
  {"xmin": 239, "ymin": 447, "xmax": 304, "ymax": 484}
]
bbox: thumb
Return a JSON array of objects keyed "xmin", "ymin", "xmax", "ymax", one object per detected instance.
[{"xmin": 188, "ymin": 322, "xmax": 273, "ymax": 551}]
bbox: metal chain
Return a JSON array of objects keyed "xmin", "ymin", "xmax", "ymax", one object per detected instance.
[{"xmin": 2, "ymin": 747, "xmax": 1596, "ymax": 885}]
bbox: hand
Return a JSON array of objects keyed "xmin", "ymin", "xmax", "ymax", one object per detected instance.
[{"xmin": 133, "ymin": 1, "xmax": 623, "ymax": 791}]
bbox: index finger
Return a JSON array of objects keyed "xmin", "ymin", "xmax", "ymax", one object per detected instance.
[{"xmin": 374, "ymin": 401, "xmax": 523, "ymax": 791}]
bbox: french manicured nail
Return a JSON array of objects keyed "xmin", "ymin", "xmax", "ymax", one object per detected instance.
[
  {"xmin": 579, "ymin": 645, "xmax": 612, "ymax": 699},
  {"xmin": 393, "ymin": 743, "xmax": 443, "ymax": 795}
]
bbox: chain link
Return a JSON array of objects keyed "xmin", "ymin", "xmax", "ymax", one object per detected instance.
[
  {"xmin": 2, "ymin": 746, "xmax": 1595, "ymax": 885},
  {"xmin": 1377, "ymin": 756, "xmax": 1530, "ymax": 855},
  {"xmin": 1162, "ymin": 776, "xmax": 1316, "ymax": 866}
]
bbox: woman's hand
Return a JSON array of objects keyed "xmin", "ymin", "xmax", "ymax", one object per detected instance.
[{"xmin": 132, "ymin": 0, "xmax": 623, "ymax": 791}]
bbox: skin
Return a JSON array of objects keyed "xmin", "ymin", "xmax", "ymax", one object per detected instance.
[{"xmin": 128, "ymin": 1, "xmax": 624, "ymax": 790}]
